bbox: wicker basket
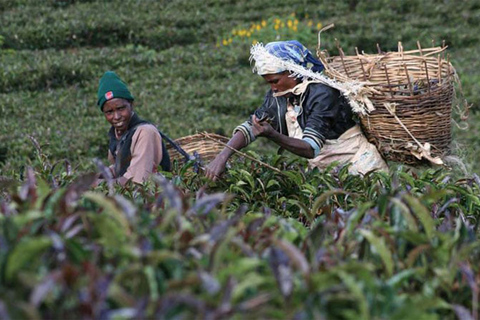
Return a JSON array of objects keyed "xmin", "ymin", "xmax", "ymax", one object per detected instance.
[
  {"xmin": 166, "ymin": 132, "xmax": 229, "ymax": 164},
  {"xmin": 320, "ymin": 42, "xmax": 456, "ymax": 165}
]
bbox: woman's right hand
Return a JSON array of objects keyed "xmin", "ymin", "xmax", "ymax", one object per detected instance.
[
  {"xmin": 205, "ymin": 155, "xmax": 227, "ymax": 181},
  {"xmin": 252, "ymin": 114, "xmax": 275, "ymax": 138},
  {"xmin": 204, "ymin": 131, "xmax": 248, "ymax": 181}
]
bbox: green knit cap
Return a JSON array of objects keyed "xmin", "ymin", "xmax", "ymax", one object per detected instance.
[{"xmin": 97, "ymin": 71, "xmax": 134, "ymax": 110}]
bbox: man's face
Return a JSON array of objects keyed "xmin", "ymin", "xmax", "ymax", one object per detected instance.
[
  {"xmin": 102, "ymin": 98, "xmax": 134, "ymax": 135},
  {"xmin": 262, "ymin": 72, "xmax": 299, "ymax": 96}
]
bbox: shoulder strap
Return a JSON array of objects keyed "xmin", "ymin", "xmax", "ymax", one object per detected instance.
[{"xmin": 158, "ymin": 130, "xmax": 193, "ymax": 162}]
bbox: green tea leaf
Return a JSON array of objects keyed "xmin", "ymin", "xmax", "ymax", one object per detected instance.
[
  {"xmin": 6, "ymin": 236, "xmax": 52, "ymax": 281},
  {"xmin": 359, "ymin": 229, "xmax": 394, "ymax": 277},
  {"xmin": 402, "ymin": 195, "xmax": 435, "ymax": 240}
]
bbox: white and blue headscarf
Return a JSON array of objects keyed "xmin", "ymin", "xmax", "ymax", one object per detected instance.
[
  {"xmin": 250, "ymin": 40, "xmax": 375, "ymax": 115},
  {"xmin": 250, "ymin": 40, "xmax": 324, "ymax": 76}
]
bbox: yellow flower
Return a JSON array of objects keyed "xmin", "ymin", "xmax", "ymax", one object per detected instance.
[
  {"xmin": 274, "ymin": 24, "xmax": 279, "ymax": 30},
  {"xmin": 308, "ymin": 20, "xmax": 313, "ymax": 27},
  {"xmin": 246, "ymin": 31, "xmax": 251, "ymax": 37},
  {"xmin": 261, "ymin": 20, "xmax": 267, "ymax": 27},
  {"xmin": 228, "ymin": 38, "xmax": 233, "ymax": 43},
  {"xmin": 256, "ymin": 24, "xmax": 261, "ymax": 31},
  {"xmin": 222, "ymin": 39, "xmax": 228, "ymax": 46},
  {"xmin": 293, "ymin": 25, "xmax": 298, "ymax": 32},
  {"xmin": 252, "ymin": 39, "xmax": 258, "ymax": 44},
  {"xmin": 287, "ymin": 20, "xmax": 293, "ymax": 28},
  {"xmin": 275, "ymin": 18, "xmax": 281, "ymax": 24},
  {"xmin": 232, "ymin": 29, "xmax": 237, "ymax": 35},
  {"xmin": 294, "ymin": 19, "xmax": 299, "ymax": 25},
  {"xmin": 317, "ymin": 22, "xmax": 322, "ymax": 29}
]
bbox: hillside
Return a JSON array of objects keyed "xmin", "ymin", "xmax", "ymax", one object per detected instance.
[{"xmin": 0, "ymin": 0, "xmax": 479, "ymax": 173}]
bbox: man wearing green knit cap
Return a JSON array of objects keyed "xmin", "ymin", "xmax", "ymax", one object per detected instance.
[{"xmin": 97, "ymin": 71, "xmax": 170, "ymax": 185}]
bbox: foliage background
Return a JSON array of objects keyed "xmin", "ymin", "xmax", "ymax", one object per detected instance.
[{"xmin": 0, "ymin": 0, "xmax": 479, "ymax": 175}]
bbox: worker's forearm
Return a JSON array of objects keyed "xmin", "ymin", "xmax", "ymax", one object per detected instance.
[
  {"xmin": 217, "ymin": 131, "xmax": 248, "ymax": 161},
  {"xmin": 267, "ymin": 131, "xmax": 315, "ymax": 158}
]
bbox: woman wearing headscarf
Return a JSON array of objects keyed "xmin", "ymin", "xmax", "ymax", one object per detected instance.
[{"xmin": 205, "ymin": 40, "xmax": 387, "ymax": 180}]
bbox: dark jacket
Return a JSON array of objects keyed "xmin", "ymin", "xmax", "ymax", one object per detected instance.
[{"xmin": 234, "ymin": 82, "xmax": 356, "ymax": 153}]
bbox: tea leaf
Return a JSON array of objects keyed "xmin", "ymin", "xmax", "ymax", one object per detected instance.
[
  {"xmin": 6, "ymin": 236, "xmax": 52, "ymax": 281},
  {"xmin": 359, "ymin": 229, "xmax": 394, "ymax": 277},
  {"xmin": 402, "ymin": 195, "xmax": 435, "ymax": 240}
]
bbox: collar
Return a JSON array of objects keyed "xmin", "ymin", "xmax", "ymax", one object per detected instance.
[{"xmin": 273, "ymin": 80, "xmax": 323, "ymax": 97}]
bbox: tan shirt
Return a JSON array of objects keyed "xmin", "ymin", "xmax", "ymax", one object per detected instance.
[{"xmin": 108, "ymin": 124, "xmax": 163, "ymax": 183}]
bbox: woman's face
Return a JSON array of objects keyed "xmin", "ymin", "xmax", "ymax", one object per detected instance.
[
  {"xmin": 262, "ymin": 72, "xmax": 299, "ymax": 96},
  {"xmin": 102, "ymin": 98, "xmax": 134, "ymax": 136}
]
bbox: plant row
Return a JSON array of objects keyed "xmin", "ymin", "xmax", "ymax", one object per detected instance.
[
  {"xmin": 2, "ymin": 0, "xmax": 479, "ymax": 51},
  {"xmin": 0, "ymin": 156, "xmax": 479, "ymax": 319}
]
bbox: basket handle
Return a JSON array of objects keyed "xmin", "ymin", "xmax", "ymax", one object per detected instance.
[{"xmin": 316, "ymin": 23, "xmax": 335, "ymax": 59}]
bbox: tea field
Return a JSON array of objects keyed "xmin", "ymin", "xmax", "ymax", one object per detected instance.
[{"xmin": 1, "ymin": 0, "xmax": 480, "ymax": 319}]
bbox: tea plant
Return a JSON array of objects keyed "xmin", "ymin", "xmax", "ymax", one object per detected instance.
[{"xmin": 1, "ymin": 155, "xmax": 480, "ymax": 319}]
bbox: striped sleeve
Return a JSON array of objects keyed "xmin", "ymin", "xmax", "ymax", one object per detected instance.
[
  {"xmin": 233, "ymin": 121, "xmax": 256, "ymax": 145},
  {"xmin": 302, "ymin": 127, "xmax": 325, "ymax": 157}
]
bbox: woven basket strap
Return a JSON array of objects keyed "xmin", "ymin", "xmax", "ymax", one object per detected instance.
[{"xmin": 159, "ymin": 131, "xmax": 192, "ymax": 162}]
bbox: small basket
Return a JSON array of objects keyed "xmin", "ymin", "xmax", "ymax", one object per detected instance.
[
  {"xmin": 320, "ymin": 42, "xmax": 456, "ymax": 165},
  {"xmin": 166, "ymin": 132, "xmax": 229, "ymax": 164}
]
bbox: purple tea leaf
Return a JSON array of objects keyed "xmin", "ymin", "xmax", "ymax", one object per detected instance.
[
  {"xmin": 459, "ymin": 263, "xmax": 478, "ymax": 293},
  {"xmin": 0, "ymin": 300, "xmax": 10, "ymax": 320},
  {"xmin": 452, "ymin": 304, "xmax": 474, "ymax": 320},
  {"xmin": 60, "ymin": 214, "xmax": 80, "ymax": 233},
  {"xmin": 188, "ymin": 193, "xmax": 229, "ymax": 216},
  {"xmin": 231, "ymin": 237, "xmax": 255, "ymax": 257},
  {"xmin": 48, "ymin": 231, "xmax": 64, "ymax": 251},
  {"xmin": 64, "ymin": 224, "xmax": 84, "ymax": 239},
  {"xmin": 274, "ymin": 239, "xmax": 310, "ymax": 277},
  {"xmin": 235, "ymin": 293, "xmax": 271, "ymax": 312},
  {"xmin": 61, "ymin": 173, "xmax": 97, "ymax": 213},
  {"xmin": 246, "ymin": 217, "xmax": 266, "ymax": 236},
  {"xmin": 30, "ymin": 270, "xmax": 62, "ymax": 307},
  {"xmin": 208, "ymin": 205, "xmax": 246, "ymax": 243},
  {"xmin": 220, "ymin": 276, "xmax": 236, "ymax": 310},
  {"xmin": 199, "ymin": 271, "xmax": 221, "ymax": 295},
  {"xmin": 113, "ymin": 194, "xmax": 137, "ymax": 222},
  {"xmin": 19, "ymin": 167, "xmax": 37, "ymax": 202},
  {"xmin": 268, "ymin": 247, "xmax": 293, "ymax": 299},
  {"xmin": 152, "ymin": 174, "xmax": 184, "ymax": 213},
  {"xmin": 92, "ymin": 158, "xmax": 114, "ymax": 195}
]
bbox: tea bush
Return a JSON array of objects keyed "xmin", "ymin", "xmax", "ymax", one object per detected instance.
[{"xmin": 1, "ymin": 155, "xmax": 480, "ymax": 319}]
